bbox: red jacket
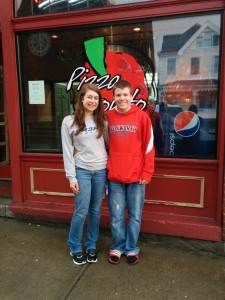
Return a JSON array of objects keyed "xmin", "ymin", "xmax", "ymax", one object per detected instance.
[{"xmin": 106, "ymin": 105, "xmax": 155, "ymax": 183}]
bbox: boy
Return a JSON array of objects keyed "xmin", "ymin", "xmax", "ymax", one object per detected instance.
[{"xmin": 106, "ymin": 80, "xmax": 155, "ymax": 265}]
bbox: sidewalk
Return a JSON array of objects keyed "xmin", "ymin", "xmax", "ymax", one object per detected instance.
[{"xmin": 0, "ymin": 217, "xmax": 225, "ymax": 300}]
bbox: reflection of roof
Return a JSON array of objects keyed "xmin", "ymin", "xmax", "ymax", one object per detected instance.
[
  {"xmin": 164, "ymin": 79, "xmax": 218, "ymax": 89},
  {"xmin": 158, "ymin": 24, "xmax": 201, "ymax": 54}
]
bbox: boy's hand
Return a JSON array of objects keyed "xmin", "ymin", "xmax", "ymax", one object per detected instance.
[{"xmin": 139, "ymin": 179, "xmax": 149, "ymax": 185}]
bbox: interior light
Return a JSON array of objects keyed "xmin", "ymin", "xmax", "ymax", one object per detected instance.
[{"xmin": 133, "ymin": 27, "xmax": 141, "ymax": 32}]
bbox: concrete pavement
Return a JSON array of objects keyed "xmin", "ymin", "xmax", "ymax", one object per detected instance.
[{"xmin": 0, "ymin": 217, "xmax": 225, "ymax": 300}]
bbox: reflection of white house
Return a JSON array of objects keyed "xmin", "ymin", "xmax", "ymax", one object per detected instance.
[{"xmin": 157, "ymin": 21, "xmax": 220, "ymax": 112}]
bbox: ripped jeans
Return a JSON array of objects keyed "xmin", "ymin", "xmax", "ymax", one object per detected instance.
[{"xmin": 108, "ymin": 180, "xmax": 145, "ymax": 255}]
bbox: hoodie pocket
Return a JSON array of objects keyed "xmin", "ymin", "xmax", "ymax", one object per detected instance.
[{"xmin": 107, "ymin": 153, "xmax": 141, "ymax": 182}]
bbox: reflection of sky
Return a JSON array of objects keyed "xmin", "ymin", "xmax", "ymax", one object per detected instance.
[{"xmin": 152, "ymin": 14, "xmax": 221, "ymax": 62}]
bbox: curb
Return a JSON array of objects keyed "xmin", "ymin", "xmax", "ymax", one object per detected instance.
[
  {"xmin": 0, "ymin": 198, "xmax": 14, "ymax": 218},
  {"xmin": 139, "ymin": 232, "xmax": 225, "ymax": 257},
  {"xmin": 1, "ymin": 199, "xmax": 225, "ymax": 257}
]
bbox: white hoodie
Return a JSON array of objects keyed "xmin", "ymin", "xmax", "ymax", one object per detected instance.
[{"xmin": 61, "ymin": 114, "xmax": 108, "ymax": 184}]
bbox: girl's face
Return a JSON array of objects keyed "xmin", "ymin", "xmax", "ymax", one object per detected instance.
[{"xmin": 82, "ymin": 89, "xmax": 99, "ymax": 114}]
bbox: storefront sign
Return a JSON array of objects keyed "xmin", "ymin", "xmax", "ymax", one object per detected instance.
[{"xmin": 67, "ymin": 37, "xmax": 157, "ymax": 111}]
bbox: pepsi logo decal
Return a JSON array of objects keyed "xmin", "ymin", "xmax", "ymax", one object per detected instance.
[{"xmin": 174, "ymin": 111, "xmax": 200, "ymax": 137}]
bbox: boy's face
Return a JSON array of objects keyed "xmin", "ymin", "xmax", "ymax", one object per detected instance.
[{"xmin": 114, "ymin": 87, "xmax": 132, "ymax": 114}]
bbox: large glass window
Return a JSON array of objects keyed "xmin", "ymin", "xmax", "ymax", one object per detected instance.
[
  {"xmin": 14, "ymin": 0, "xmax": 157, "ymax": 17},
  {"xmin": 17, "ymin": 13, "xmax": 221, "ymax": 158}
]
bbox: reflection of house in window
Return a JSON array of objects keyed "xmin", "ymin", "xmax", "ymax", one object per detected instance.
[
  {"xmin": 198, "ymin": 88, "xmax": 217, "ymax": 109},
  {"xmin": 196, "ymin": 32, "xmax": 220, "ymax": 47},
  {"xmin": 157, "ymin": 20, "xmax": 220, "ymax": 109},
  {"xmin": 213, "ymin": 34, "xmax": 220, "ymax": 46},
  {"xmin": 191, "ymin": 57, "xmax": 200, "ymax": 75},
  {"xmin": 212, "ymin": 56, "xmax": 219, "ymax": 75},
  {"xmin": 167, "ymin": 58, "xmax": 176, "ymax": 76}
]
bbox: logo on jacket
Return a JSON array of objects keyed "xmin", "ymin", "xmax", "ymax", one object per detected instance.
[{"xmin": 109, "ymin": 125, "xmax": 137, "ymax": 133}]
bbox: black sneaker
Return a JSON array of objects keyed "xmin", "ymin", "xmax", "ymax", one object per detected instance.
[
  {"xmin": 70, "ymin": 252, "xmax": 86, "ymax": 265},
  {"xmin": 86, "ymin": 249, "xmax": 97, "ymax": 263}
]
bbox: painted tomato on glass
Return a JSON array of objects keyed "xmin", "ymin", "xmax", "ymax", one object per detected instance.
[
  {"xmin": 83, "ymin": 51, "xmax": 148, "ymax": 107},
  {"xmin": 67, "ymin": 37, "xmax": 156, "ymax": 113}
]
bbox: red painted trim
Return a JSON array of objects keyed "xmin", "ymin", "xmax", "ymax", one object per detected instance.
[
  {"xmin": 155, "ymin": 157, "xmax": 218, "ymax": 170},
  {"xmin": 8, "ymin": 203, "xmax": 221, "ymax": 241},
  {"xmin": 216, "ymin": 10, "xmax": 225, "ymax": 226},
  {"xmin": 17, "ymin": 153, "xmax": 220, "ymax": 221},
  {"xmin": 20, "ymin": 152, "xmax": 218, "ymax": 169},
  {"xmin": 20, "ymin": 153, "xmax": 63, "ymax": 163},
  {"xmin": 9, "ymin": 202, "xmax": 73, "ymax": 223},
  {"xmin": 11, "ymin": 0, "xmax": 225, "ymax": 31},
  {"xmin": 0, "ymin": 166, "xmax": 11, "ymax": 179},
  {"xmin": 140, "ymin": 212, "xmax": 221, "ymax": 241},
  {"xmin": 0, "ymin": 1, "xmax": 23, "ymax": 202}
]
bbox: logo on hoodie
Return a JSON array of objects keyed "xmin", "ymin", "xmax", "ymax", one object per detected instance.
[{"xmin": 109, "ymin": 124, "xmax": 137, "ymax": 133}]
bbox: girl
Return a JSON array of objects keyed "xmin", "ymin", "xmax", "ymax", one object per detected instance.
[{"xmin": 61, "ymin": 84, "xmax": 108, "ymax": 265}]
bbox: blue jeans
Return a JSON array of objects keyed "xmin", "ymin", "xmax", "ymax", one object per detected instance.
[
  {"xmin": 68, "ymin": 168, "xmax": 107, "ymax": 254},
  {"xmin": 108, "ymin": 180, "xmax": 145, "ymax": 255}
]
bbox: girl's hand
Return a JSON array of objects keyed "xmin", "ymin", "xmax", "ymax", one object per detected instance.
[{"xmin": 70, "ymin": 180, "xmax": 80, "ymax": 194}]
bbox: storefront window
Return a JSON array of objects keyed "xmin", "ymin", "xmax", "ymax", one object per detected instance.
[
  {"xmin": 14, "ymin": 0, "xmax": 157, "ymax": 17},
  {"xmin": 17, "ymin": 14, "xmax": 221, "ymax": 158}
]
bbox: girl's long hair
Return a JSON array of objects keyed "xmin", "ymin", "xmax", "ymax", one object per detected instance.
[{"xmin": 73, "ymin": 84, "xmax": 106, "ymax": 138}]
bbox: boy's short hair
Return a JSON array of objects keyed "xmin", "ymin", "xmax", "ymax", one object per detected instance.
[{"xmin": 113, "ymin": 80, "xmax": 132, "ymax": 95}]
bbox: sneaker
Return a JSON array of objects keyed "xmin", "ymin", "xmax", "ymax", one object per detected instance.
[
  {"xmin": 86, "ymin": 249, "xmax": 98, "ymax": 263},
  {"xmin": 127, "ymin": 254, "xmax": 139, "ymax": 265},
  {"xmin": 70, "ymin": 252, "xmax": 86, "ymax": 265}
]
